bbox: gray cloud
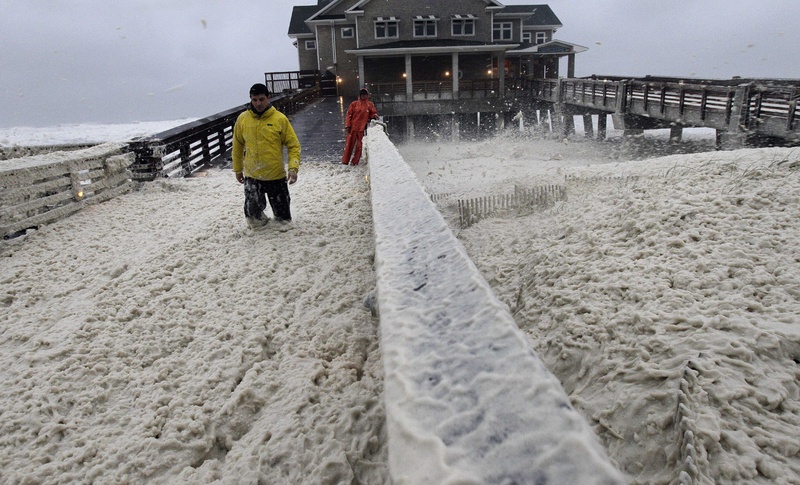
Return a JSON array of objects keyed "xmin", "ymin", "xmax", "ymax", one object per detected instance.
[
  {"xmin": 1, "ymin": 0, "xmax": 797, "ymax": 128},
  {"xmin": 521, "ymin": 0, "xmax": 800, "ymax": 79}
]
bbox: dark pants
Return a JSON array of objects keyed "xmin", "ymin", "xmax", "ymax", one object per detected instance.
[{"xmin": 244, "ymin": 177, "xmax": 291, "ymax": 221}]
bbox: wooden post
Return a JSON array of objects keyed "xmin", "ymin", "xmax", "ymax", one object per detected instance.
[
  {"xmin": 582, "ymin": 114, "xmax": 594, "ymax": 139},
  {"xmin": 597, "ymin": 114, "xmax": 608, "ymax": 140},
  {"xmin": 718, "ymin": 84, "xmax": 750, "ymax": 149},
  {"xmin": 669, "ymin": 125, "xmax": 683, "ymax": 144}
]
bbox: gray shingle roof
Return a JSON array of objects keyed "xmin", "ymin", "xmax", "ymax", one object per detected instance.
[
  {"xmin": 288, "ymin": 5, "xmax": 319, "ymax": 36},
  {"xmin": 498, "ymin": 4, "xmax": 562, "ymax": 26}
]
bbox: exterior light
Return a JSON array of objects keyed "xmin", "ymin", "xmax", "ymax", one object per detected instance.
[
  {"xmin": 337, "ymin": 77, "xmax": 343, "ymax": 83},
  {"xmin": 445, "ymin": 71, "xmax": 451, "ymax": 77},
  {"xmin": 402, "ymin": 73, "xmax": 407, "ymax": 78}
]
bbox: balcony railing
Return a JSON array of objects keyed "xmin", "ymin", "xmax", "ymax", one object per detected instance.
[{"xmin": 367, "ymin": 79, "xmax": 502, "ymax": 102}]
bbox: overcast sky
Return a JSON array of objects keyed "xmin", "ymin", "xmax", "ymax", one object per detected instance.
[{"xmin": 0, "ymin": 0, "xmax": 797, "ymax": 128}]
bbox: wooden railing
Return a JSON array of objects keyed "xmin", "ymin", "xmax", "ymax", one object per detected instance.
[
  {"xmin": 529, "ymin": 77, "xmax": 799, "ymax": 141},
  {"xmin": 1, "ymin": 143, "xmax": 133, "ymax": 239},
  {"xmin": 264, "ymin": 70, "xmax": 321, "ymax": 95},
  {"xmin": 367, "ymin": 79, "xmax": 501, "ymax": 101},
  {"xmin": 128, "ymin": 87, "xmax": 320, "ymax": 181},
  {"xmin": 365, "ymin": 123, "xmax": 625, "ymax": 484}
]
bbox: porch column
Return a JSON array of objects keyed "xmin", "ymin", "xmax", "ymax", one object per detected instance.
[
  {"xmin": 358, "ymin": 56, "xmax": 365, "ymax": 89},
  {"xmin": 452, "ymin": 53, "xmax": 459, "ymax": 98},
  {"xmin": 567, "ymin": 53, "xmax": 576, "ymax": 78},
  {"xmin": 498, "ymin": 51, "xmax": 505, "ymax": 96},
  {"xmin": 405, "ymin": 54, "xmax": 413, "ymax": 97}
]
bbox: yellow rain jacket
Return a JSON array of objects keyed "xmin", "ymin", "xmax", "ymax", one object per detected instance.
[{"xmin": 232, "ymin": 105, "xmax": 301, "ymax": 181}]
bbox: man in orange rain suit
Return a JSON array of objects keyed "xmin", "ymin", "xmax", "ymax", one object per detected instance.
[{"xmin": 342, "ymin": 88, "xmax": 378, "ymax": 166}]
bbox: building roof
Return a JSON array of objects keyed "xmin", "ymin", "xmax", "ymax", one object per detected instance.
[
  {"xmin": 506, "ymin": 39, "xmax": 588, "ymax": 56},
  {"xmin": 497, "ymin": 4, "xmax": 562, "ymax": 27},
  {"xmin": 288, "ymin": 5, "xmax": 319, "ymax": 36},
  {"xmin": 289, "ymin": 2, "xmax": 564, "ymax": 36}
]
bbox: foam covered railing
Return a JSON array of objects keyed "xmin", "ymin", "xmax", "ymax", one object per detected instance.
[{"xmin": 365, "ymin": 122, "xmax": 626, "ymax": 484}]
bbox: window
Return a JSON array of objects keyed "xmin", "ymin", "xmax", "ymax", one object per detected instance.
[
  {"xmin": 493, "ymin": 22, "xmax": 513, "ymax": 41},
  {"xmin": 522, "ymin": 32, "xmax": 532, "ymax": 43},
  {"xmin": 535, "ymin": 32, "xmax": 547, "ymax": 44},
  {"xmin": 305, "ymin": 40, "xmax": 316, "ymax": 50},
  {"xmin": 414, "ymin": 16, "xmax": 438, "ymax": 38},
  {"xmin": 374, "ymin": 17, "xmax": 399, "ymax": 39},
  {"xmin": 451, "ymin": 14, "xmax": 476, "ymax": 36},
  {"xmin": 341, "ymin": 27, "xmax": 354, "ymax": 38}
]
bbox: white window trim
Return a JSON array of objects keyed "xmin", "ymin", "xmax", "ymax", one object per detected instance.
[
  {"xmin": 305, "ymin": 39, "xmax": 316, "ymax": 50},
  {"xmin": 451, "ymin": 14, "xmax": 476, "ymax": 37},
  {"xmin": 341, "ymin": 27, "xmax": 354, "ymax": 38},
  {"xmin": 522, "ymin": 32, "xmax": 532, "ymax": 43},
  {"xmin": 535, "ymin": 32, "xmax": 547, "ymax": 44},
  {"xmin": 413, "ymin": 16, "xmax": 438, "ymax": 38},
  {"xmin": 493, "ymin": 21, "xmax": 513, "ymax": 41},
  {"xmin": 374, "ymin": 17, "xmax": 400, "ymax": 39}
]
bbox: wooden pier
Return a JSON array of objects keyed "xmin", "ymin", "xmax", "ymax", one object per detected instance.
[{"xmin": 370, "ymin": 75, "xmax": 799, "ymax": 148}]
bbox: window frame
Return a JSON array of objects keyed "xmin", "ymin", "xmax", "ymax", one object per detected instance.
[
  {"xmin": 413, "ymin": 18, "xmax": 438, "ymax": 38},
  {"xmin": 305, "ymin": 40, "xmax": 316, "ymax": 50},
  {"xmin": 493, "ymin": 21, "xmax": 513, "ymax": 41},
  {"xmin": 341, "ymin": 27, "xmax": 355, "ymax": 39},
  {"xmin": 535, "ymin": 32, "xmax": 547, "ymax": 44},
  {"xmin": 451, "ymin": 16, "xmax": 476, "ymax": 36},
  {"xmin": 374, "ymin": 19, "xmax": 399, "ymax": 39}
]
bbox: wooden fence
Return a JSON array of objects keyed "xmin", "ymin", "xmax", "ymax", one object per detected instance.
[
  {"xmin": 264, "ymin": 70, "xmax": 320, "ymax": 95},
  {"xmin": 1, "ymin": 143, "xmax": 133, "ymax": 239},
  {"xmin": 456, "ymin": 184, "xmax": 566, "ymax": 228}
]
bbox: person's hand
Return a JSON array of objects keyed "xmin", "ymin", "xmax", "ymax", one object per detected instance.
[
  {"xmin": 287, "ymin": 170, "xmax": 298, "ymax": 185},
  {"xmin": 235, "ymin": 172, "xmax": 244, "ymax": 184}
]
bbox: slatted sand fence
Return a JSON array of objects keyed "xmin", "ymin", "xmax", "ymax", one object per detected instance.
[{"xmin": 456, "ymin": 184, "xmax": 567, "ymax": 228}]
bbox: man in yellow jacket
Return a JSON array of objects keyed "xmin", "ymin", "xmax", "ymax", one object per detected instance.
[{"xmin": 232, "ymin": 83, "xmax": 301, "ymax": 228}]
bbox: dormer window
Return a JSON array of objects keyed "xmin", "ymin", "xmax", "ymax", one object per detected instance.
[
  {"xmin": 374, "ymin": 17, "xmax": 399, "ymax": 39},
  {"xmin": 413, "ymin": 15, "xmax": 438, "ymax": 38},
  {"xmin": 451, "ymin": 14, "xmax": 476, "ymax": 36},
  {"xmin": 493, "ymin": 21, "xmax": 513, "ymax": 41}
]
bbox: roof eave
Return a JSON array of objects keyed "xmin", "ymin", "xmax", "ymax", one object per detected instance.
[{"xmin": 346, "ymin": 43, "xmax": 520, "ymax": 56}]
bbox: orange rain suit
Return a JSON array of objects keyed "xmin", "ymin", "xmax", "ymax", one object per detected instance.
[{"xmin": 342, "ymin": 91, "xmax": 378, "ymax": 165}]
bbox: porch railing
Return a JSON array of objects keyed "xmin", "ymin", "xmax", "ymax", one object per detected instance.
[{"xmin": 367, "ymin": 79, "xmax": 502, "ymax": 101}]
